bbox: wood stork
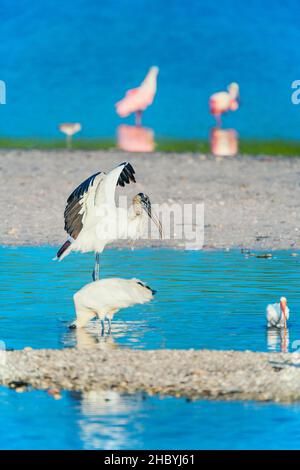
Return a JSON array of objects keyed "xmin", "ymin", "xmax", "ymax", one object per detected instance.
[
  {"xmin": 70, "ymin": 277, "xmax": 156, "ymax": 331},
  {"xmin": 55, "ymin": 162, "xmax": 162, "ymax": 280},
  {"xmin": 209, "ymin": 82, "xmax": 239, "ymax": 127},
  {"xmin": 266, "ymin": 297, "xmax": 289, "ymax": 328}
]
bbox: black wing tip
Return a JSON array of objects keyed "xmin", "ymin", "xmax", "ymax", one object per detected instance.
[
  {"xmin": 67, "ymin": 171, "xmax": 102, "ymax": 203},
  {"xmin": 57, "ymin": 240, "xmax": 71, "ymax": 259}
]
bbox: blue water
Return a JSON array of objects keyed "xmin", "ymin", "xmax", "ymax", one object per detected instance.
[
  {"xmin": 1, "ymin": 246, "xmax": 300, "ymax": 449},
  {"xmin": 0, "ymin": 247, "xmax": 300, "ymax": 352},
  {"xmin": 1, "ymin": 0, "xmax": 300, "ymax": 140}
]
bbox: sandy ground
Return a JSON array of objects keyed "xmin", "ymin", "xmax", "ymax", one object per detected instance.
[
  {"xmin": 1, "ymin": 149, "xmax": 299, "ymax": 250},
  {"xmin": 2, "ymin": 348, "xmax": 300, "ymax": 402}
]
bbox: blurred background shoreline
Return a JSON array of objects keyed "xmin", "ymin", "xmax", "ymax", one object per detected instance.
[
  {"xmin": 2, "ymin": 0, "xmax": 300, "ymax": 150},
  {"xmin": 2, "ymin": 138, "xmax": 300, "ymax": 156}
]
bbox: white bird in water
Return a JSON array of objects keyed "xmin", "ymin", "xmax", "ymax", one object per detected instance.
[
  {"xmin": 209, "ymin": 82, "xmax": 239, "ymax": 127},
  {"xmin": 266, "ymin": 297, "xmax": 289, "ymax": 328},
  {"xmin": 55, "ymin": 162, "xmax": 162, "ymax": 280},
  {"xmin": 71, "ymin": 277, "xmax": 156, "ymax": 332}
]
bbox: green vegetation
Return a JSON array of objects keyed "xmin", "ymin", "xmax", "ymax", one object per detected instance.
[
  {"xmin": 0, "ymin": 137, "xmax": 115, "ymax": 150},
  {"xmin": 0, "ymin": 137, "xmax": 300, "ymax": 156}
]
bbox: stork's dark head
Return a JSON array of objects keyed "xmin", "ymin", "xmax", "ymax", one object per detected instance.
[
  {"xmin": 138, "ymin": 193, "xmax": 151, "ymax": 216},
  {"xmin": 136, "ymin": 280, "xmax": 157, "ymax": 295}
]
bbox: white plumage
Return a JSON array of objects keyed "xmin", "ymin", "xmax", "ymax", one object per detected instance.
[
  {"xmin": 55, "ymin": 161, "xmax": 162, "ymax": 280},
  {"xmin": 71, "ymin": 278, "xmax": 156, "ymax": 330},
  {"xmin": 266, "ymin": 297, "xmax": 289, "ymax": 328}
]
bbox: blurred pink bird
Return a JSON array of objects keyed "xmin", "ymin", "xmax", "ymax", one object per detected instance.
[
  {"xmin": 209, "ymin": 82, "xmax": 239, "ymax": 127},
  {"xmin": 115, "ymin": 66, "xmax": 159, "ymax": 126}
]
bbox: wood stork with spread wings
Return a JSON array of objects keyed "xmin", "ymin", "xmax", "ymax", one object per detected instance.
[{"xmin": 55, "ymin": 162, "xmax": 162, "ymax": 280}]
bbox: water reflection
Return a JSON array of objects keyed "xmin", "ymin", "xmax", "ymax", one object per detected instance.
[
  {"xmin": 117, "ymin": 124, "xmax": 155, "ymax": 152},
  {"xmin": 2, "ymin": 385, "xmax": 300, "ymax": 449},
  {"xmin": 267, "ymin": 327, "xmax": 289, "ymax": 353},
  {"xmin": 62, "ymin": 320, "xmax": 151, "ymax": 350},
  {"xmin": 210, "ymin": 127, "xmax": 238, "ymax": 157}
]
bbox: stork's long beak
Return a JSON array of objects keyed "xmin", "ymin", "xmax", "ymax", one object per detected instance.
[
  {"xmin": 150, "ymin": 210, "xmax": 163, "ymax": 239},
  {"xmin": 145, "ymin": 205, "xmax": 163, "ymax": 239},
  {"xmin": 138, "ymin": 193, "xmax": 163, "ymax": 239}
]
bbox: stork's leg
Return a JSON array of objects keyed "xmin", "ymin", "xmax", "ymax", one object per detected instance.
[
  {"xmin": 107, "ymin": 318, "xmax": 112, "ymax": 335},
  {"xmin": 92, "ymin": 253, "xmax": 100, "ymax": 281},
  {"xmin": 99, "ymin": 319, "xmax": 105, "ymax": 337}
]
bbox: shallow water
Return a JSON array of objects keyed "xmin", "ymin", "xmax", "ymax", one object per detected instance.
[
  {"xmin": 2, "ymin": 246, "xmax": 300, "ymax": 449},
  {"xmin": 0, "ymin": 247, "xmax": 299, "ymax": 352},
  {"xmin": 2, "ymin": 387, "xmax": 300, "ymax": 450}
]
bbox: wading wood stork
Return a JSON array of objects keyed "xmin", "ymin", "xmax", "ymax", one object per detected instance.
[
  {"xmin": 115, "ymin": 66, "xmax": 159, "ymax": 126},
  {"xmin": 209, "ymin": 82, "xmax": 239, "ymax": 127},
  {"xmin": 266, "ymin": 297, "xmax": 289, "ymax": 328},
  {"xmin": 71, "ymin": 277, "xmax": 156, "ymax": 332},
  {"xmin": 55, "ymin": 162, "xmax": 162, "ymax": 280}
]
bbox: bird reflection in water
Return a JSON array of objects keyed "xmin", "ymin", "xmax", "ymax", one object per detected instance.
[
  {"xmin": 69, "ymin": 389, "xmax": 144, "ymax": 449},
  {"xmin": 62, "ymin": 319, "xmax": 150, "ymax": 350},
  {"xmin": 267, "ymin": 327, "xmax": 289, "ymax": 353}
]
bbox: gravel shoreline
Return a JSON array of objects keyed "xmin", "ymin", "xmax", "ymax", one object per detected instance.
[
  {"xmin": 2, "ymin": 348, "xmax": 300, "ymax": 402},
  {"xmin": 1, "ymin": 149, "xmax": 299, "ymax": 250}
]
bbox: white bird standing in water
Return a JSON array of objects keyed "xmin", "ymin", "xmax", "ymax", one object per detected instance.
[
  {"xmin": 55, "ymin": 162, "xmax": 162, "ymax": 280},
  {"xmin": 266, "ymin": 297, "xmax": 289, "ymax": 328},
  {"xmin": 71, "ymin": 278, "xmax": 156, "ymax": 331}
]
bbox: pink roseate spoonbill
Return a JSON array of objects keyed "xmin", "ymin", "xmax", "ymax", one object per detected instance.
[
  {"xmin": 210, "ymin": 128, "xmax": 238, "ymax": 157},
  {"xmin": 54, "ymin": 162, "xmax": 162, "ymax": 280},
  {"xmin": 209, "ymin": 83, "xmax": 239, "ymax": 127},
  {"xmin": 266, "ymin": 297, "xmax": 289, "ymax": 328},
  {"xmin": 115, "ymin": 66, "xmax": 159, "ymax": 126},
  {"xmin": 71, "ymin": 278, "xmax": 156, "ymax": 331},
  {"xmin": 59, "ymin": 122, "xmax": 82, "ymax": 149}
]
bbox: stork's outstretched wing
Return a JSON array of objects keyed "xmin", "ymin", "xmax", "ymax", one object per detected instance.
[
  {"xmin": 64, "ymin": 162, "xmax": 136, "ymax": 240},
  {"xmin": 64, "ymin": 171, "xmax": 102, "ymax": 239}
]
